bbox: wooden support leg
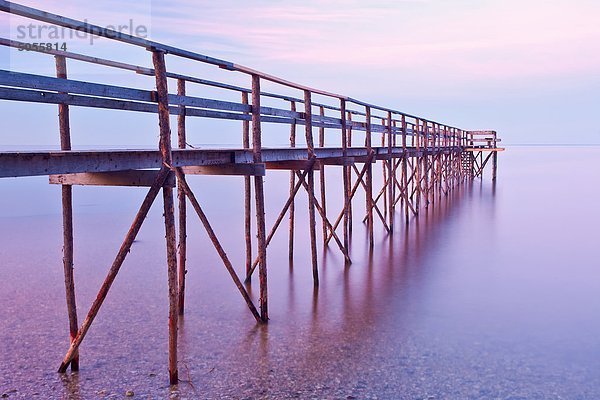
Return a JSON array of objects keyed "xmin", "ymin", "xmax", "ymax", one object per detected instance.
[
  {"xmin": 162, "ymin": 185, "xmax": 179, "ymax": 385},
  {"xmin": 242, "ymin": 92, "xmax": 253, "ymax": 278},
  {"xmin": 366, "ymin": 161, "xmax": 374, "ymax": 248},
  {"xmin": 288, "ymin": 171, "xmax": 295, "ymax": 264},
  {"xmin": 320, "ymin": 164, "xmax": 327, "ymax": 245},
  {"xmin": 343, "ymin": 164, "xmax": 350, "ymax": 250},
  {"xmin": 177, "ymin": 180, "xmax": 187, "ymax": 316},
  {"xmin": 245, "ymin": 177, "xmax": 253, "ymax": 275},
  {"xmin": 176, "ymin": 79, "xmax": 187, "ymax": 316},
  {"xmin": 254, "ymin": 174, "xmax": 269, "ymax": 320},
  {"xmin": 307, "ymin": 165, "xmax": 319, "ymax": 286},
  {"xmin": 61, "ymin": 184, "xmax": 79, "ymax": 371},
  {"xmin": 403, "ymin": 156, "xmax": 409, "ymax": 223}
]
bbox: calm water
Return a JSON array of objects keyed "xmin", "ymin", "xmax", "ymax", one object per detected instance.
[{"xmin": 1, "ymin": 146, "xmax": 599, "ymax": 399}]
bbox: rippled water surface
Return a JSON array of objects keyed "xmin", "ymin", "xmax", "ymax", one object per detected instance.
[{"xmin": 1, "ymin": 146, "xmax": 599, "ymax": 399}]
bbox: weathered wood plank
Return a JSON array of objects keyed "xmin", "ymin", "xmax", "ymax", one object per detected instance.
[
  {"xmin": 49, "ymin": 170, "xmax": 176, "ymax": 187},
  {"xmin": 182, "ymin": 163, "xmax": 265, "ymax": 176},
  {"xmin": 0, "ymin": 146, "xmax": 459, "ymax": 179}
]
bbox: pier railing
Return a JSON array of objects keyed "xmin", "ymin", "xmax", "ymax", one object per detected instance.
[{"xmin": 0, "ymin": 0, "xmax": 501, "ymax": 387}]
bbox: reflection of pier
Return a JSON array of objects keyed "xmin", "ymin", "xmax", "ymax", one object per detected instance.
[{"xmin": 0, "ymin": 1, "xmax": 502, "ymax": 386}]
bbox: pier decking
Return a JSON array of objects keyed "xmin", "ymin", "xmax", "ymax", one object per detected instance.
[{"xmin": 0, "ymin": 0, "xmax": 503, "ymax": 386}]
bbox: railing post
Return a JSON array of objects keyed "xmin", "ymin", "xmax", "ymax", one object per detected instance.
[
  {"xmin": 176, "ymin": 78, "xmax": 187, "ymax": 316},
  {"xmin": 401, "ymin": 115, "xmax": 409, "ymax": 223},
  {"xmin": 346, "ymin": 110, "xmax": 353, "ymax": 235},
  {"xmin": 289, "ymin": 100, "xmax": 297, "ymax": 261},
  {"xmin": 251, "ymin": 75, "xmax": 269, "ymax": 321},
  {"xmin": 340, "ymin": 99, "xmax": 350, "ymax": 251},
  {"xmin": 242, "ymin": 91, "xmax": 253, "ymax": 278},
  {"xmin": 151, "ymin": 49, "xmax": 179, "ymax": 385},
  {"xmin": 415, "ymin": 119, "xmax": 421, "ymax": 212},
  {"xmin": 423, "ymin": 121, "xmax": 429, "ymax": 208},
  {"xmin": 304, "ymin": 90, "xmax": 319, "ymax": 286},
  {"xmin": 365, "ymin": 106, "xmax": 374, "ymax": 247},
  {"xmin": 55, "ymin": 54, "xmax": 79, "ymax": 372}
]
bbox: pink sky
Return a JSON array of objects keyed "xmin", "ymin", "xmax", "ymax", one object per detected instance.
[{"xmin": 3, "ymin": 0, "xmax": 600, "ymax": 144}]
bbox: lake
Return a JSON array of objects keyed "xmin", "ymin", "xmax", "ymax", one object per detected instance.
[{"xmin": 1, "ymin": 146, "xmax": 599, "ymax": 399}]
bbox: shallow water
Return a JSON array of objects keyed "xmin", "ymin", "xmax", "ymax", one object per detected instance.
[{"xmin": 1, "ymin": 146, "xmax": 599, "ymax": 399}]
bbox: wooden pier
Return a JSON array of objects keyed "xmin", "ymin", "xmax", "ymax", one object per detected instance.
[{"xmin": 0, "ymin": 1, "xmax": 503, "ymax": 385}]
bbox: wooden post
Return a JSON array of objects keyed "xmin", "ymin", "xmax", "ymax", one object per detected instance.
[
  {"xmin": 176, "ymin": 78, "xmax": 187, "ymax": 316},
  {"xmin": 365, "ymin": 106, "xmax": 374, "ymax": 248},
  {"xmin": 242, "ymin": 92, "xmax": 253, "ymax": 277},
  {"xmin": 492, "ymin": 131, "xmax": 498, "ymax": 181},
  {"xmin": 431, "ymin": 123, "xmax": 437, "ymax": 205},
  {"xmin": 305, "ymin": 90, "xmax": 319, "ymax": 286},
  {"xmin": 289, "ymin": 101, "xmax": 297, "ymax": 260},
  {"xmin": 381, "ymin": 117, "xmax": 387, "ymax": 221},
  {"xmin": 387, "ymin": 111, "xmax": 394, "ymax": 231},
  {"xmin": 415, "ymin": 119, "xmax": 421, "ymax": 212},
  {"xmin": 152, "ymin": 50, "xmax": 179, "ymax": 385},
  {"xmin": 318, "ymin": 105, "xmax": 327, "ymax": 245},
  {"xmin": 340, "ymin": 100, "xmax": 350, "ymax": 252},
  {"xmin": 401, "ymin": 115, "xmax": 409, "ymax": 223},
  {"xmin": 55, "ymin": 55, "xmax": 79, "ymax": 372},
  {"xmin": 252, "ymin": 75, "xmax": 269, "ymax": 321},
  {"xmin": 346, "ymin": 111, "xmax": 353, "ymax": 236},
  {"xmin": 423, "ymin": 121, "xmax": 430, "ymax": 208}
]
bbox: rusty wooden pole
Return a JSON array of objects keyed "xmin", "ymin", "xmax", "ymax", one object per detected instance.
[
  {"xmin": 401, "ymin": 115, "xmax": 409, "ymax": 223},
  {"xmin": 431, "ymin": 123, "xmax": 437, "ymax": 205},
  {"xmin": 492, "ymin": 131, "xmax": 498, "ymax": 181},
  {"xmin": 381, "ymin": 118, "xmax": 388, "ymax": 221},
  {"xmin": 318, "ymin": 105, "xmax": 327, "ymax": 245},
  {"xmin": 346, "ymin": 110, "xmax": 353, "ymax": 236},
  {"xmin": 152, "ymin": 50, "xmax": 179, "ymax": 385},
  {"xmin": 288, "ymin": 100, "xmax": 297, "ymax": 261},
  {"xmin": 340, "ymin": 99, "xmax": 350, "ymax": 252},
  {"xmin": 415, "ymin": 119, "xmax": 421, "ymax": 212},
  {"xmin": 423, "ymin": 121, "xmax": 430, "ymax": 208},
  {"xmin": 387, "ymin": 111, "xmax": 394, "ymax": 231},
  {"xmin": 252, "ymin": 75, "xmax": 269, "ymax": 321},
  {"xmin": 305, "ymin": 90, "xmax": 319, "ymax": 285},
  {"xmin": 242, "ymin": 92, "xmax": 253, "ymax": 277},
  {"xmin": 365, "ymin": 106, "xmax": 374, "ymax": 248},
  {"xmin": 55, "ymin": 55, "xmax": 79, "ymax": 372},
  {"xmin": 176, "ymin": 78, "xmax": 187, "ymax": 316}
]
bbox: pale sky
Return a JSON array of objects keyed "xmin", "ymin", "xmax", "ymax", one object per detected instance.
[{"xmin": 2, "ymin": 0, "xmax": 599, "ymax": 145}]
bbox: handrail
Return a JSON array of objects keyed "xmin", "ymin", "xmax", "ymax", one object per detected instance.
[{"xmin": 0, "ymin": 0, "xmax": 465, "ymax": 132}]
